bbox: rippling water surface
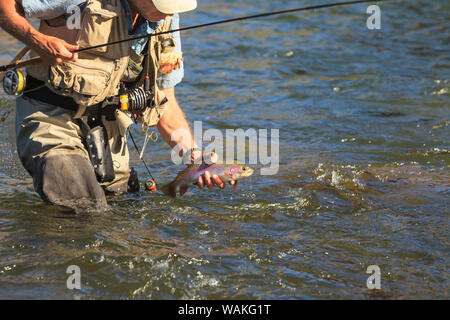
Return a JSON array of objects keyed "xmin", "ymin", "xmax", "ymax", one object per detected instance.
[{"xmin": 0, "ymin": 0, "xmax": 448, "ymax": 299}]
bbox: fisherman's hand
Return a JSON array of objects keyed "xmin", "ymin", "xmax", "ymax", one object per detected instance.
[
  {"xmin": 179, "ymin": 151, "xmax": 238, "ymax": 196},
  {"xmin": 32, "ymin": 33, "xmax": 78, "ymax": 66}
]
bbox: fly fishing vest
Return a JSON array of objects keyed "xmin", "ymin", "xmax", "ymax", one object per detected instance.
[{"xmin": 26, "ymin": 0, "xmax": 173, "ymax": 127}]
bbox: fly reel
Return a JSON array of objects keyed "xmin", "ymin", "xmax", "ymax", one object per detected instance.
[
  {"xmin": 2, "ymin": 69, "xmax": 25, "ymax": 96},
  {"xmin": 128, "ymin": 87, "xmax": 150, "ymax": 111},
  {"xmin": 119, "ymin": 85, "xmax": 154, "ymax": 112}
]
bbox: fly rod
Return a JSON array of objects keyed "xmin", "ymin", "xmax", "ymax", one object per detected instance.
[{"xmin": 0, "ymin": 0, "xmax": 393, "ymax": 72}]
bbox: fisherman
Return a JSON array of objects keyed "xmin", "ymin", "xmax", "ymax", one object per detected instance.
[{"xmin": 0, "ymin": 0, "xmax": 236, "ymax": 206}]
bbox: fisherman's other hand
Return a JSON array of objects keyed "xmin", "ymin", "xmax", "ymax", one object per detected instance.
[
  {"xmin": 179, "ymin": 151, "xmax": 237, "ymax": 196},
  {"xmin": 32, "ymin": 34, "xmax": 78, "ymax": 66}
]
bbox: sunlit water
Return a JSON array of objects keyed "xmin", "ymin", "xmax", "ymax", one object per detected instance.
[{"xmin": 0, "ymin": 0, "xmax": 448, "ymax": 299}]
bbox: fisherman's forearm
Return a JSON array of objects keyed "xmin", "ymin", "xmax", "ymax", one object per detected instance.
[
  {"xmin": 0, "ymin": 0, "xmax": 44, "ymax": 50},
  {"xmin": 158, "ymin": 87, "xmax": 198, "ymax": 156},
  {"xmin": 157, "ymin": 87, "xmax": 228, "ymax": 193}
]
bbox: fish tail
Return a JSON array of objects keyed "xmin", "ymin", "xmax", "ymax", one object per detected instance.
[{"xmin": 161, "ymin": 182, "xmax": 177, "ymax": 198}]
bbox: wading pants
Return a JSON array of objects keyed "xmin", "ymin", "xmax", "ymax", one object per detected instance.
[{"xmin": 15, "ymin": 95, "xmax": 133, "ymax": 206}]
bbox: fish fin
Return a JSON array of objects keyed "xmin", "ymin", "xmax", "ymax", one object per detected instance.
[
  {"xmin": 161, "ymin": 183, "xmax": 177, "ymax": 198},
  {"xmin": 176, "ymin": 163, "xmax": 204, "ymax": 177}
]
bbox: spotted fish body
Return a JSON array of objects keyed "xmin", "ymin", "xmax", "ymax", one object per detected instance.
[{"xmin": 161, "ymin": 163, "xmax": 254, "ymax": 197}]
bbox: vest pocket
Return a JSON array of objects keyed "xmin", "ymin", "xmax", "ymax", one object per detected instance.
[
  {"xmin": 73, "ymin": 72, "xmax": 109, "ymax": 96},
  {"xmin": 77, "ymin": 2, "xmax": 118, "ymax": 54},
  {"xmin": 50, "ymin": 57, "xmax": 112, "ymax": 98}
]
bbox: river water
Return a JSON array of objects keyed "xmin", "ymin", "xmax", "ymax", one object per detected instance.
[{"xmin": 0, "ymin": 0, "xmax": 448, "ymax": 299}]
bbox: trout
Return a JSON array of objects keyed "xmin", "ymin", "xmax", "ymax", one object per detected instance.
[{"xmin": 161, "ymin": 163, "xmax": 254, "ymax": 197}]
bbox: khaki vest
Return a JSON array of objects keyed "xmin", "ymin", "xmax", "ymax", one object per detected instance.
[{"xmin": 27, "ymin": 0, "xmax": 173, "ymax": 127}]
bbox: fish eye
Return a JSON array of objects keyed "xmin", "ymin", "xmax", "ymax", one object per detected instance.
[{"xmin": 243, "ymin": 167, "xmax": 246, "ymax": 171}]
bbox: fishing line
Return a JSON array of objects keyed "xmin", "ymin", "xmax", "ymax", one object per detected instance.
[
  {"xmin": 77, "ymin": 0, "xmax": 392, "ymax": 53},
  {"xmin": 0, "ymin": 0, "xmax": 395, "ymax": 71}
]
